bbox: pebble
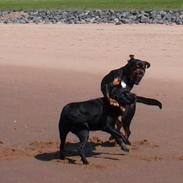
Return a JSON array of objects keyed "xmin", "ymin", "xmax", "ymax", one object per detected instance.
[{"xmin": 0, "ymin": 10, "xmax": 183, "ymax": 24}]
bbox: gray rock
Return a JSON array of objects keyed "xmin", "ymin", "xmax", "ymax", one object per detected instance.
[
  {"xmin": 0, "ymin": 10, "xmax": 183, "ymax": 24},
  {"xmin": 140, "ymin": 15, "xmax": 149, "ymax": 23}
]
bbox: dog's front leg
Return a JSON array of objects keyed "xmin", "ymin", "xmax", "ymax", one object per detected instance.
[{"xmin": 104, "ymin": 123, "xmax": 129, "ymax": 152}]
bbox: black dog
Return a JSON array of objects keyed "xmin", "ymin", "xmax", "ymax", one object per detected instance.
[
  {"xmin": 59, "ymin": 97, "xmax": 128, "ymax": 165},
  {"xmin": 58, "ymin": 95, "xmax": 162, "ymax": 164}
]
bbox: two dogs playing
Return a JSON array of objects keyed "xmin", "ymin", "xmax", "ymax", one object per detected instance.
[{"xmin": 59, "ymin": 55, "xmax": 162, "ymax": 164}]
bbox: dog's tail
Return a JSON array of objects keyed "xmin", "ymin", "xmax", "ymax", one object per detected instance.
[{"xmin": 136, "ymin": 96, "xmax": 162, "ymax": 109}]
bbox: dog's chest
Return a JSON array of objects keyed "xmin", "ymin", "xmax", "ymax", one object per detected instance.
[
  {"xmin": 121, "ymin": 81, "xmax": 127, "ymax": 88},
  {"xmin": 121, "ymin": 80, "xmax": 132, "ymax": 91}
]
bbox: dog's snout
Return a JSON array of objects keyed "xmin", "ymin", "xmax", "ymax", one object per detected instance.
[
  {"xmin": 139, "ymin": 70, "xmax": 145, "ymax": 76},
  {"xmin": 136, "ymin": 69, "xmax": 145, "ymax": 76}
]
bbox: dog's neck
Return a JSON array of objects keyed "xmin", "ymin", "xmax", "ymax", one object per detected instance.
[{"xmin": 125, "ymin": 67, "xmax": 137, "ymax": 88}]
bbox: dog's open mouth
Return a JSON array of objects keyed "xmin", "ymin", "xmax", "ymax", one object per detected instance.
[{"xmin": 135, "ymin": 76, "xmax": 143, "ymax": 84}]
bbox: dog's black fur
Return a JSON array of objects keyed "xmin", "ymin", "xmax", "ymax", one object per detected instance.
[{"xmin": 59, "ymin": 95, "xmax": 162, "ymax": 164}]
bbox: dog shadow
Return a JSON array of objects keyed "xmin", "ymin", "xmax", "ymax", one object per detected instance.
[{"xmin": 34, "ymin": 141, "xmax": 123, "ymax": 164}]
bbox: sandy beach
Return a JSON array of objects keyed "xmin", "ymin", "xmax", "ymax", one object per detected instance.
[{"xmin": 0, "ymin": 24, "xmax": 183, "ymax": 183}]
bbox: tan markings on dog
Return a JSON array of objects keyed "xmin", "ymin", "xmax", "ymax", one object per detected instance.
[{"xmin": 112, "ymin": 78, "xmax": 121, "ymax": 86}]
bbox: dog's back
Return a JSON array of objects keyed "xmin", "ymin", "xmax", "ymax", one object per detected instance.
[{"xmin": 59, "ymin": 97, "xmax": 106, "ymax": 127}]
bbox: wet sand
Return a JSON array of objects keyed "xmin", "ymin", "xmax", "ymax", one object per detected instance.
[{"xmin": 0, "ymin": 24, "xmax": 183, "ymax": 183}]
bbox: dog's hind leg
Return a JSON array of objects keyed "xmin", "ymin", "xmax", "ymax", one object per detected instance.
[
  {"xmin": 76, "ymin": 129, "xmax": 89, "ymax": 165},
  {"xmin": 59, "ymin": 129, "xmax": 69, "ymax": 160},
  {"xmin": 59, "ymin": 116, "xmax": 69, "ymax": 160}
]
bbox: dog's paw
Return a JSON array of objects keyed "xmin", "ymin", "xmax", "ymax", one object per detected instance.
[
  {"xmin": 59, "ymin": 153, "xmax": 65, "ymax": 160},
  {"xmin": 121, "ymin": 144, "xmax": 129, "ymax": 152},
  {"xmin": 158, "ymin": 102, "xmax": 162, "ymax": 109}
]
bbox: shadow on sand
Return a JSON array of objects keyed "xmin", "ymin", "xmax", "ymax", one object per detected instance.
[{"xmin": 34, "ymin": 141, "xmax": 125, "ymax": 164}]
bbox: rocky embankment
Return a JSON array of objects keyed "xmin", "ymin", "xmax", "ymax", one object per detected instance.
[{"xmin": 0, "ymin": 10, "xmax": 183, "ymax": 24}]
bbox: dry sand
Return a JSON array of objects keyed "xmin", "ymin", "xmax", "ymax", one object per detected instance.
[{"xmin": 0, "ymin": 24, "xmax": 183, "ymax": 183}]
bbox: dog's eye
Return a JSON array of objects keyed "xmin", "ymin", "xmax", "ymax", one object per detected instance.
[{"xmin": 136, "ymin": 63, "xmax": 143, "ymax": 68}]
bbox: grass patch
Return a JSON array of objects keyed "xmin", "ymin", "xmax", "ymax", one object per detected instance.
[{"xmin": 0, "ymin": 0, "xmax": 183, "ymax": 10}]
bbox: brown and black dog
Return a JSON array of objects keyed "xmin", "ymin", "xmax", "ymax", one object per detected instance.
[
  {"xmin": 101, "ymin": 55, "xmax": 162, "ymax": 145},
  {"xmin": 103, "ymin": 55, "xmax": 162, "ymax": 144},
  {"xmin": 101, "ymin": 54, "xmax": 151, "ymax": 109}
]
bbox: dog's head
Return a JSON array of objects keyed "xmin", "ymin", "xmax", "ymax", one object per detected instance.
[{"xmin": 127, "ymin": 55, "xmax": 150, "ymax": 85}]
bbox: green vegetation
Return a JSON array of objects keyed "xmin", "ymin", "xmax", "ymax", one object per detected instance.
[{"xmin": 0, "ymin": 0, "xmax": 183, "ymax": 10}]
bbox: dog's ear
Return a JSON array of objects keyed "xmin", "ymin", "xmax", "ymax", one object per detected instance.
[
  {"xmin": 128, "ymin": 54, "xmax": 135, "ymax": 63},
  {"xmin": 129, "ymin": 54, "xmax": 135, "ymax": 59},
  {"xmin": 144, "ymin": 61, "xmax": 151, "ymax": 69}
]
